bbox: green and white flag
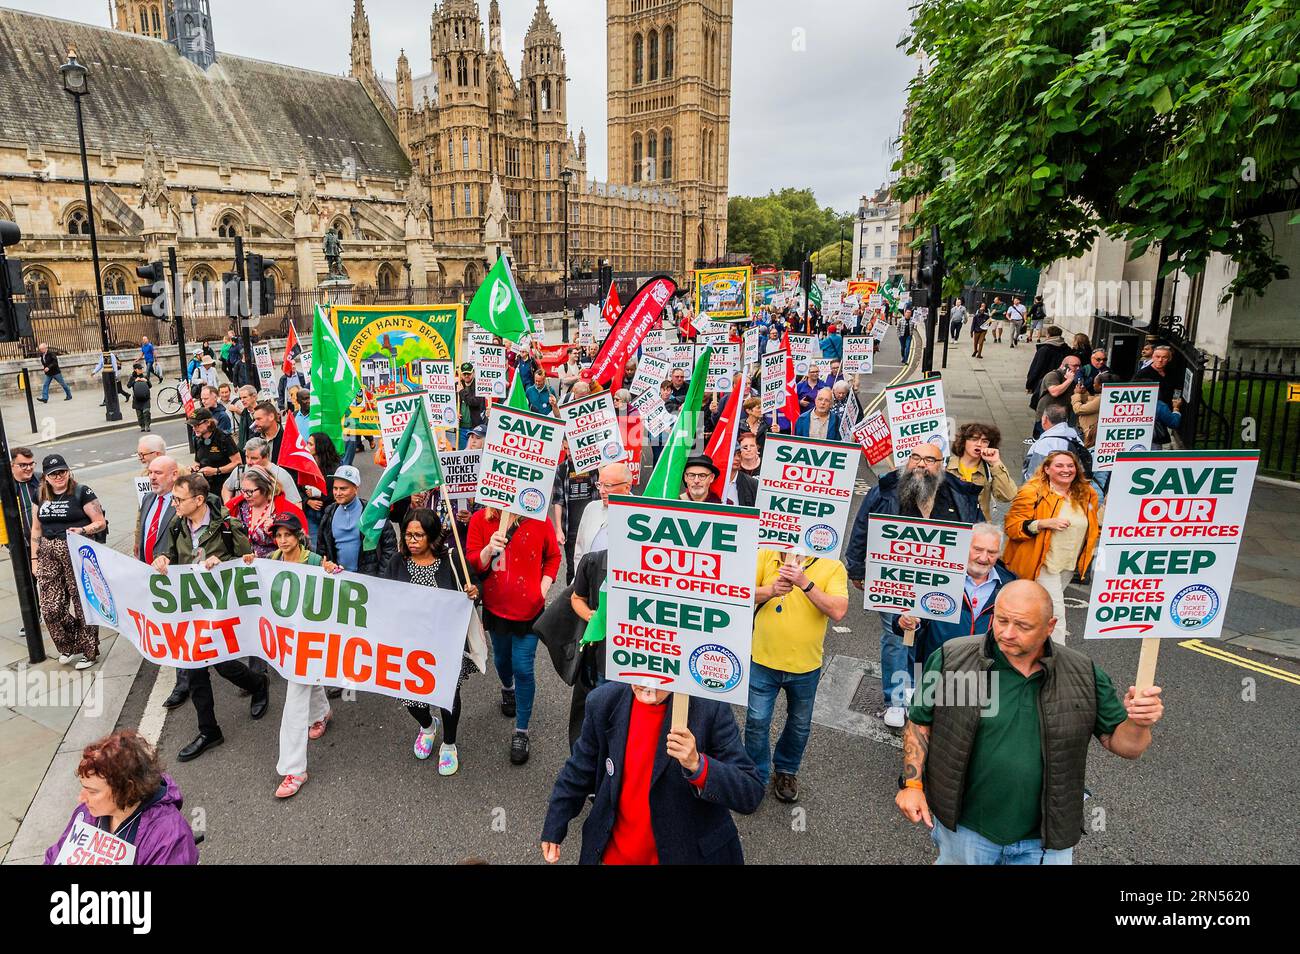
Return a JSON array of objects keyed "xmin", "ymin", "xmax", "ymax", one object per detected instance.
[
  {"xmin": 467, "ymin": 256, "xmax": 531, "ymax": 343},
  {"xmin": 809, "ymin": 281, "xmax": 823, "ymax": 310},
  {"xmin": 361, "ymin": 401, "xmax": 444, "ymax": 549},
  {"xmin": 308, "ymin": 304, "xmax": 361, "ymax": 454}
]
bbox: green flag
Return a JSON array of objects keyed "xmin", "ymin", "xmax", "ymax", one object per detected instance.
[
  {"xmin": 505, "ymin": 365, "xmax": 530, "ymax": 410},
  {"xmin": 582, "ymin": 347, "xmax": 712, "ymax": 645},
  {"xmin": 361, "ymin": 403, "xmax": 444, "ymax": 548},
  {"xmin": 809, "ymin": 281, "xmax": 823, "ymax": 309},
  {"xmin": 308, "ymin": 304, "xmax": 361, "ymax": 455},
  {"xmin": 467, "ymin": 256, "xmax": 531, "ymax": 342}
]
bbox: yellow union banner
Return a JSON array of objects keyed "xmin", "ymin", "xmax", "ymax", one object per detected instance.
[{"xmin": 694, "ymin": 266, "xmax": 752, "ymax": 322}]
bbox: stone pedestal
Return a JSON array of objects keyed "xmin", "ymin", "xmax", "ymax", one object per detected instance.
[{"xmin": 317, "ymin": 277, "xmax": 354, "ymax": 307}]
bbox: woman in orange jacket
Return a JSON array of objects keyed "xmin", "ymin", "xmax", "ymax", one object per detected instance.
[{"xmin": 1002, "ymin": 450, "xmax": 1101, "ymax": 643}]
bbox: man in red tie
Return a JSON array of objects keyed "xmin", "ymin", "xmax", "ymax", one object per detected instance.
[{"xmin": 135, "ymin": 455, "xmax": 187, "ymax": 709}]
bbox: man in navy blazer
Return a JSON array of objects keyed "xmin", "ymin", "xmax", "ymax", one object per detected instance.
[
  {"xmin": 541, "ymin": 682, "xmax": 764, "ymax": 865},
  {"xmin": 136, "ymin": 455, "xmax": 187, "ymax": 709}
]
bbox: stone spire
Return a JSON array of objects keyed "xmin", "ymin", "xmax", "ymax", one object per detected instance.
[
  {"xmin": 489, "ymin": 0, "xmax": 503, "ymax": 54},
  {"xmin": 350, "ymin": 0, "xmax": 372, "ymax": 78},
  {"xmin": 524, "ymin": 0, "xmax": 560, "ymax": 47}
]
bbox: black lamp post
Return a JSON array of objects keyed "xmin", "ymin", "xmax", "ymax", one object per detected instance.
[
  {"xmin": 697, "ymin": 197, "xmax": 707, "ymax": 269},
  {"xmin": 60, "ymin": 48, "xmax": 121, "ymax": 421},
  {"xmin": 560, "ymin": 169, "xmax": 572, "ymax": 340}
]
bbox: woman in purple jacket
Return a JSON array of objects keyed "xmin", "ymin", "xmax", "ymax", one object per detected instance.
[{"xmin": 45, "ymin": 729, "xmax": 198, "ymax": 866}]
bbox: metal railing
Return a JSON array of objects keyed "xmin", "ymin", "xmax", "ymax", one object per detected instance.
[{"xmin": 1198, "ymin": 354, "xmax": 1300, "ymax": 482}]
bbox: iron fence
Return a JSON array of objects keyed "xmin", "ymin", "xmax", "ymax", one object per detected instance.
[{"xmin": 1198, "ymin": 354, "xmax": 1300, "ymax": 481}]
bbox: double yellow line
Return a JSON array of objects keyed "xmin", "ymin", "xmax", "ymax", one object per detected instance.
[
  {"xmin": 1179, "ymin": 639, "xmax": 1300, "ymax": 686},
  {"xmin": 862, "ymin": 327, "xmax": 923, "ymax": 416}
]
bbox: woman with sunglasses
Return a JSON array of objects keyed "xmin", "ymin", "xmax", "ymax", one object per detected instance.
[
  {"xmin": 384, "ymin": 508, "xmax": 480, "ymax": 775},
  {"xmin": 225, "ymin": 466, "xmax": 305, "ymax": 558},
  {"xmin": 28, "ymin": 454, "xmax": 107, "ymax": 669}
]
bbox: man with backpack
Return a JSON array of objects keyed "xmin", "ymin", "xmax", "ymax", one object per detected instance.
[
  {"xmin": 126, "ymin": 362, "xmax": 152, "ymax": 432},
  {"xmin": 1023, "ymin": 405, "xmax": 1090, "ymax": 483}
]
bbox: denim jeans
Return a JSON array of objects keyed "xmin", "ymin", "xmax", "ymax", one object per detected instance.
[
  {"xmin": 489, "ymin": 630, "xmax": 539, "ymax": 731},
  {"xmin": 931, "ymin": 820, "xmax": 1074, "ymax": 865},
  {"xmin": 42, "ymin": 372, "xmax": 71, "ymax": 400},
  {"xmin": 743, "ymin": 661, "xmax": 822, "ymax": 784},
  {"xmin": 879, "ymin": 612, "xmax": 913, "ymax": 707},
  {"xmin": 899, "ymin": 336, "xmax": 913, "ymax": 364}
]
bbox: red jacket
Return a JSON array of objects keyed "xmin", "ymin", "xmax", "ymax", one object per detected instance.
[{"xmin": 467, "ymin": 510, "xmax": 561, "ymax": 622}]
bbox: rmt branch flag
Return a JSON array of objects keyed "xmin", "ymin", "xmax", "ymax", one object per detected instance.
[
  {"xmin": 474, "ymin": 406, "xmax": 565, "ymax": 518},
  {"xmin": 756, "ymin": 434, "xmax": 858, "ymax": 558},
  {"xmin": 1085, "ymin": 450, "xmax": 1258, "ymax": 640},
  {"xmin": 605, "ymin": 496, "xmax": 759, "ymax": 705},
  {"xmin": 884, "ymin": 376, "xmax": 948, "ymax": 466},
  {"xmin": 864, "ymin": 514, "xmax": 972, "ymax": 621},
  {"xmin": 72, "ymin": 539, "xmax": 470, "ymax": 710}
]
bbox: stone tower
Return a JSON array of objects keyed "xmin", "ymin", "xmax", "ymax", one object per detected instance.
[
  {"xmin": 522, "ymin": 1, "xmax": 569, "ymax": 276},
  {"xmin": 168, "ymin": 0, "xmax": 215, "ymax": 69},
  {"xmin": 607, "ymin": 0, "xmax": 733, "ymax": 274},
  {"xmin": 350, "ymin": 0, "xmax": 373, "ymax": 79},
  {"xmin": 114, "ymin": 1, "xmax": 169, "ymax": 40}
]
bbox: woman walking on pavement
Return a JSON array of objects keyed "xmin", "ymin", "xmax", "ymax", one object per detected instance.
[{"xmin": 29, "ymin": 454, "xmax": 106, "ymax": 670}]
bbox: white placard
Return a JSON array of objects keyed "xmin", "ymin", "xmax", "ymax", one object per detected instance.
[
  {"xmin": 755, "ymin": 433, "xmax": 859, "ymax": 558},
  {"xmin": 476, "ymin": 345, "xmax": 508, "ymax": 399},
  {"xmin": 864, "ymin": 514, "xmax": 972, "ymax": 620},
  {"xmin": 474, "ymin": 406, "xmax": 565, "ymax": 518},
  {"xmin": 439, "ymin": 448, "xmax": 482, "ymax": 502},
  {"xmin": 559, "ymin": 390, "xmax": 626, "ymax": 475},
  {"xmin": 843, "ymin": 335, "xmax": 875, "ymax": 375},
  {"xmin": 376, "ymin": 390, "xmax": 428, "ymax": 461},
  {"xmin": 884, "ymin": 376, "xmax": 947, "ymax": 467},
  {"xmin": 630, "ymin": 352, "xmax": 671, "ymax": 398},
  {"xmin": 1093, "ymin": 382, "xmax": 1158, "ymax": 472},
  {"xmin": 760, "ymin": 349, "xmax": 787, "ymax": 416},
  {"xmin": 630, "ymin": 386, "xmax": 676, "ymax": 437},
  {"xmin": 706, "ymin": 344, "xmax": 740, "ymax": 393},
  {"xmin": 418, "ymin": 359, "xmax": 458, "ymax": 431}
]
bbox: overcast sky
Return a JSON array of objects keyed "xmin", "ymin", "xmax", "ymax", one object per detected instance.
[{"xmin": 14, "ymin": 0, "xmax": 915, "ymax": 213}]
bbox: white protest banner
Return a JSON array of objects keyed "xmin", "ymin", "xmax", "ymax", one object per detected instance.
[
  {"xmin": 560, "ymin": 390, "xmax": 626, "ymax": 475},
  {"xmin": 755, "ymin": 434, "xmax": 858, "ymax": 558},
  {"xmin": 474, "ymin": 405, "xmax": 565, "ymax": 518},
  {"xmin": 669, "ymin": 343, "xmax": 697, "ymax": 377},
  {"xmin": 643, "ymin": 328, "xmax": 676, "ymax": 352},
  {"xmin": 253, "ymin": 343, "xmax": 275, "ymax": 397},
  {"xmin": 376, "ymin": 391, "xmax": 428, "ymax": 460},
  {"xmin": 54, "ymin": 818, "xmax": 135, "ymax": 866},
  {"xmin": 814, "ymin": 358, "xmax": 835, "ymax": 380},
  {"xmin": 843, "ymin": 335, "xmax": 875, "ymax": 375},
  {"xmin": 467, "ymin": 330, "xmax": 495, "ymax": 362},
  {"xmin": 1093, "ymin": 382, "xmax": 1158, "ymax": 471},
  {"xmin": 864, "ymin": 514, "xmax": 972, "ymax": 620},
  {"xmin": 869, "ymin": 293, "xmax": 884, "ymax": 309},
  {"xmin": 134, "ymin": 476, "xmax": 152, "ymax": 507},
  {"xmin": 476, "ymin": 344, "xmax": 508, "ymax": 399},
  {"xmin": 605, "ymin": 496, "xmax": 759, "ymax": 704},
  {"xmin": 71, "ymin": 538, "xmax": 470, "ymax": 709},
  {"xmin": 871, "ymin": 317, "xmax": 890, "ymax": 341},
  {"xmin": 439, "ymin": 448, "xmax": 482, "ymax": 502},
  {"xmin": 760, "ymin": 349, "xmax": 787, "ymax": 416},
  {"xmin": 788, "ymin": 334, "xmax": 818, "ymax": 376},
  {"xmin": 631, "ymin": 386, "xmax": 676, "ymax": 437},
  {"xmin": 419, "ymin": 359, "xmax": 458, "ymax": 431},
  {"xmin": 743, "ymin": 328, "xmax": 759, "ymax": 370},
  {"xmin": 852, "ymin": 409, "xmax": 894, "ymax": 466},
  {"xmin": 299, "ymin": 348, "xmax": 312, "ymax": 377},
  {"xmin": 630, "ymin": 351, "xmax": 671, "ymax": 398},
  {"xmin": 884, "ymin": 376, "xmax": 948, "ymax": 467},
  {"xmin": 697, "ymin": 332, "xmax": 731, "ymax": 347},
  {"xmin": 706, "ymin": 344, "xmax": 740, "ymax": 392},
  {"xmin": 1085, "ymin": 450, "xmax": 1258, "ymax": 642}
]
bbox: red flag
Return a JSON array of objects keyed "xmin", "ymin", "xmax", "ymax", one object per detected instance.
[
  {"xmin": 601, "ymin": 282, "xmax": 622, "ymax": 327},
  {"xmin": 780, "ymin": 332, "xmax": 803, "ymax": 429},
  {"xmin": 277, "ymin": 410, "xmax": 327, "ymax": 496},
  {"xmin": 618, "ymin": 407, "xmax": 644, "ymax": 486},
  {"xmin": 704, "ymin": 380, "xmax": 744, "ymax": 500},
  {"xmin": 281, "ymin": 323, "xmax": 302, "ymax": 376}
]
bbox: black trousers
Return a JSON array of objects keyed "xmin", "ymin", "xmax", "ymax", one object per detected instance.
[
  {"xmin": 567, "ymin": 641, "xmax": 607, "ymax": 751},
  {"xmin": 189, "ymin": 660, "xmax": 263, "ymax": 738}
]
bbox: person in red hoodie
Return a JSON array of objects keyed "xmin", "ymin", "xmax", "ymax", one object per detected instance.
[{"xmin": 467, "ymin": 505, "xmax": 561, "ymax": 765}]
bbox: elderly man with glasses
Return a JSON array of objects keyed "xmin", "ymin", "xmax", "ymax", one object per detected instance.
[{"xmin": 844, "ymin": 442, "xmax": 985, "ymax": 728}]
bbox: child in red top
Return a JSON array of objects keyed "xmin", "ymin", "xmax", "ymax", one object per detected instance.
[{"xmin": 467, "ymin": 507, "xmax": 561, "ymax": 765}]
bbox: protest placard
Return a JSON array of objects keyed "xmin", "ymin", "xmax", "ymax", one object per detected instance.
[
  {"xmin": 418, "ymin": 359, "xmax": 458, "ymax": 431},
  {"xmin": 743, "ymin": 328, "xmax": 759, "ymax": 370},
  {"xmin": 1093, "ymin": 382, "xmax": 1158, "ymax": 471},
  {"xmin": 605, "ymin": 496, "xmax": 759, "ymax": 704},
  {"xmin": 474, "ymin": 406, "xmax": 565, "ymax": 518},
  {"xmin": 467, "ymin": 330, "xmax": 494, "ymax": 362},
  {"xmin": 476, "ymin": 344, "xmax": 508, "ymax": 399},
  {"xmin": 706, "ymin": 344, "xmax": 740, "ymax": 392},
  {"xmin": 843, "ymin": 335, "xmax": 875, "ymax": 375},
  {"xmin": 376, "ymin": 390, "xmax": 428, "ymax": 460},
  {"xmin": 560, "ymin": 390, "xmax": 626, "ymax": 475},
  {"xmin": 884, "ymin": 376, "xmax": 948, "ymax": 466},
  {"xmin": 54, "ymin": 818, "xmax": 135, "ymax": 866},
  {"xmin": 134, "ymin": 476, "xmax": 152, "ymax": 506},
  {"xmin": 864, "ymin": 514, "xmax": 972, "ymax": 620},
  {"xmin": 756, "ymin": 434, "xmax": 858, "ymax": 558},
  {"xmin": 253, "ymin": 343, "xmax": 275, "ymax": 397},
  {"xmin": 852, "ymin": 409, "xmax": 894, "ymax": 466},
  {"xmin": 788, "ymin": 334, "xmax": 818, "ymax": 375},
  {"xmin": 439, "ymin": 448, "xmax": 481, "ymax": 501},
  {"xmin": 760, "ymin": 349, "xmax": 787, "ymax": 416},
  {"xmin": 631, "ymin": 386, "xmax": 676, "ymax": 437},
  {"xmin": 72, "ymin": 539, "xmax": 471, "ymax": 709},
  {"xmin": 669, "ymin": 343, "xmax": 697, "ymax": 377},
  {"xmin": 630, "ymin": 351, "xmax": 671, "ymax": 397}
]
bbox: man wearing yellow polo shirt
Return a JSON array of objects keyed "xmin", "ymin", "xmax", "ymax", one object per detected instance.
[{"xmin": 744, "ymin": 550, "xmax": 849, "ymax": 803}]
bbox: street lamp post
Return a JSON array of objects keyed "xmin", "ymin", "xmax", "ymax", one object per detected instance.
[
  {"xmin": 697, "ymin": 198, "xmax": 707, "ymax": 270},
  {"xmin": 560, "ymin": 169, "xmax": 572, "ymax": 340},
  {"xmin": 59, "ymin": 49, "xmax": 121, "ymax": 422}
]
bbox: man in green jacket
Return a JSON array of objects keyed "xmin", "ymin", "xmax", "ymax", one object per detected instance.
[
  {"xmin": 895, "ymin": 580, "xmax": 1164, "ymax": 864},
  {"xmin": 151, "ymin": 472, "xmax": 270, "ymax": 763}
]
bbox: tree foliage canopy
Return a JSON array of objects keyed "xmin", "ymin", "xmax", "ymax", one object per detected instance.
[
  {"xmin": 895, "ymin": 0, "xmax": 1300, "ymax": 299},
  {"xmin": 727, "ymin": 188, "xmax": 854, "ymax": 269}
]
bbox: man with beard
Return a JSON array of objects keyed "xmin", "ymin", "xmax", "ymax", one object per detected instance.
[{"xmin": 845, "ymin": 443, "xmax": 984, "ymax": 728}]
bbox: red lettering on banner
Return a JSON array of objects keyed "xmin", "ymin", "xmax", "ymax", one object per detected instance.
[
  {"xmin": 212, "ymin": 618, "xmax": 240, "ymax": 654},
  {"xmin": 780, "ymin": 464, "xmax": 832, "ymax": 485},
  {"xmin": 639, "ymin": 546, "xmax": 721, "ymax": 580},
  {"xmin": 190, "ymin": 620, "xmax": 218, "ymax": 662},
  {"xmin": 297, "ymin": 628, "xmax": 325, "ymax": 676},
  {"xmin": 343, "ymin": 637, "xmax": 372, "ymax": 683},
  {"xmin": 1137, "ymin": 497, "xmax": 1216, "ymax": 523},
  {"xmin": 161, "ymin": 621, "xmax": 192, "ymax": 662},
  {"xmin": 501, "ymin": 433, "xmax": 544, "ymax": 454},
  {"xmin": 898, "ymin": 398, "xmax": 936, "ymax": 414},
  {"xmin": 260, "ymin": 617, "xmax": 277, "ymax": 661},
  {"xmin": 374, "ymin": 644, "xmax": 402, "ymax": 690},
  {"xmin": 888, "ymin": 541, "xmax": 944, "ymax": 559},
  {"xmin": 405, "ymin": 651, "xmax": 437, "ymax": 695}
]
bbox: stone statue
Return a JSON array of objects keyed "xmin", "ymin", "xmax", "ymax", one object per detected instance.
[
  {"xmin": 324, "ymin": 227, "xmax": 346, "ymax": 277},
  {"xmin": 294, "ymin": 153, "xmax": 318, "ymax": 215}
]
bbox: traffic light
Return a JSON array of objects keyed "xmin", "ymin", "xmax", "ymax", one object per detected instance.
[
  {"xmin": 800, "ymin": 257, "xmax": 813, "ymax": 293},
  {"xmin": 598, "ymin": 259, "xmax": 613, "ymax": 300},
  {"xmin": 916, "ymin": 240, "xmax": 933, "ymax": 286},
  {"xmin": 136, "ymin": 260, "xmax": 166, "ymax": 319},
  {"xmin": 0, "ymin": 256, "xmax": 32, "ymax": 343},
  {"xmin": 245, "ymin": 253, "xmax": 277, "ymax": 317}
]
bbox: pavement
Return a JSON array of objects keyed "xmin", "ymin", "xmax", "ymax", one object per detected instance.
[{"xmin": 1, "ymin": 326, "xmax": 1297, "ymax": 864}]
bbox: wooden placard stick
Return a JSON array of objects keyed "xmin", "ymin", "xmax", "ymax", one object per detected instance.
[
  {"xmin": 671, "ymin": 692, "xmax": 690, "ymax": 731},
  {"xmin": 439, "ymin": 495, "xmax": 475, "ymax": 590},
  {"xmin": 1135, "ymin": 637, "xmax": 1160, "ymax": 690}
]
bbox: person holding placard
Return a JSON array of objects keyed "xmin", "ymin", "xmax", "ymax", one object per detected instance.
[
  {"xmin": 468, "ymin": 507, "xmax": 561, "ymax": 765},
  {"xmin": 896, "ymin": 580, "xmax": 1163, "ymax": 865},
  {"xmin": 1003, "ymin": 451, "xmax": 1101, "ymax": 643},
  {"xmin": 746, "ymin": 552, "xmax": 849, "ymax": 803},
  {"xmin": 45, "ymin": 730, "xmax": 198, "ymax": 866}
]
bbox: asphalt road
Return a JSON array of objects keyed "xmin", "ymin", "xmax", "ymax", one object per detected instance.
[{"xmin": 92, "ymin": 344, "xmax": 1300, "ymax": 865}]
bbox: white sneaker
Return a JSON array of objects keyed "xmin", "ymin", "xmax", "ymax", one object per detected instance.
[
  {"xmin": 59, "ymin": 653, "xmax": 77, "ymax": 665},
  {"xmin": 74, "ymin": 657, "xmax": 96, "ymax": 671},
  {"xmin": 883, "ymin": 706, "xmax": 907, "ymax": 728}
]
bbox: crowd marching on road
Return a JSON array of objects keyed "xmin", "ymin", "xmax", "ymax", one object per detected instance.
[{"xmin": 26, "ymin": 281, "xmax": 1184, "ymax": 870}]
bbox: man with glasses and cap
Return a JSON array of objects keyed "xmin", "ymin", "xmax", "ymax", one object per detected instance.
[{"xmin": 680, "ymin": 456, "xmax": 722, "ymax": 504}]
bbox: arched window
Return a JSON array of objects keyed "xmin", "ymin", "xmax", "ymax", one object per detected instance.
[
  {"xmin": 464, "ymin": 185, "xmax": 472, "ymax": 217},
  {"xmin": 330, "ymin": 216, "xmax": 350, "ymax": 239},
  {"xmin": 648, "ymin": 30, "xmax": 659, "ymax": 82},
  {"xmin": 714, "ymin": 34, "xmax": 721, "ymax": 83},
  {"xmin": 633, "ymin": 33, "xmax": 643, "ymax": 85},
  {"xmin": 662, "ymin": 129, "xmax": 673, "ymax": 180},
  {"xmin": 377, "ymin": 264, "xmax": 396, "ymax": 294},
  {"xmin": 102, "ymin": 267, "xmax": 129, "ymax": 296},
  {"xmin": 646, "ymin": 132, "xmax": 657, "ymax": 182},
  {"xmin": 474, "ymin": 58, "xmax": 481, "ymax": 86},
  {"xmin": 217, "ymin": 213, "xmax": 240, "ymax": 238},
  {"xmin": 448, "ymin": 136, "xmax": 455, "ymax": 170},
  {"xmin": 140, "ymin": 9, "xmax": 147, "ymax": 32},
  {"xmin": 462, "ymin": 136, "xmax": 469, "ymax": 168},
  {"xmin": 477, "ymin": 136, "xmax": 483, "ymax": 168},
  {"xmin": 23, "ymin": 267, "xmax": 55, "ymax": 311},
  {"xmin": 66, "ymin": 207, "xmax": 91, "ymax": 235},
  {"xmin": 444, "ymin": 58, "xmax": 452, "ymax": 83},
  {"xmin": 541, "ymin": 78, "xmax": 551, "ymax": 112},
  {"xmin": 151, "ymin": 5, "xmax": 160, "ymax": 35},
  {"xmin": 457, "ymin": 55, "xmax": 468, "ymax": 86},
  {"xmin": 632, "ymin": 134, "xmax": 642, "ymax": 183},
  {"xmin": 544, "ymin": 146, "xmax": 551, "ymax": 178},
  {"xmin": 664, "ymin": 27, "xmax": 674, "ymax": 79},
  {"xmin": 528, "ymin": 80, "xmax": 538, "ymax": 119}
]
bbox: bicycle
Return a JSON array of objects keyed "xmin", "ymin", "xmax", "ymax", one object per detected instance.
[{"xmin": 155, "ymin": 383, "xmax": 183, "ymax": 416}]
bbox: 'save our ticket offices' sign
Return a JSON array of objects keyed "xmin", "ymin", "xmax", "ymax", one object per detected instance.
[
  {"xmin": 884, "ymin": 376, "xmax": 948, "ymax": 467},
  {"xmin": 559, "ymin": 390, "xmax": 626, "ymax": 475},
  {"xmin": 755, "ymin": 433, "xmax": 858, "ymax": 558},
  {"xmin": 474, "ymin": 406, "xmax": 565, "ymax": 518},
  {"xmin": 605, "ymin": 497, "xmax": 759, "ymax": 704},
  {"xmin": 864, "ymin": 514, "xmax": 972, "ymax": 621},
  {"xmin": 1093, "ymin": 382, "xmax": 1158, "ymax": 471}
]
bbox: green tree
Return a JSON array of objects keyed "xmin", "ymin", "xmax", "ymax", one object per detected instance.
[
  {"xmin": 811, "ymin": 239, "xmax": 854, "ymax": 280},
  {"xmin": 727, "ymin": 189, "xmax": 854, "ymax": 269},
  {"xmin": 896, "ymin": 0, "xmax": 1300, "ymax": 300}
]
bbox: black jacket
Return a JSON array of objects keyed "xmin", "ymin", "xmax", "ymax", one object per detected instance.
[
  {"xmin": 541, "ymin": 682, "xmax": 764, "ymax": 864},
  {"xmin": 317, "ymin": 499, "xmax": 397, "ymax": 577},
  {"xmin": 734, "ymin": 471, "xmax": 758, "ymax": 508},
  {"xmin": 1025, "ymin": 337, "xmax": 1071, "ymax": 394}
]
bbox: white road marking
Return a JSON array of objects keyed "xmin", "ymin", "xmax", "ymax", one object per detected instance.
[
  {"xmin": 137, "ymin": 666, "xmax": 175, "ymax": 748},
  {"xmin": 832, "ymin": 626, "xmax": 852, "ymax": 634}
]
